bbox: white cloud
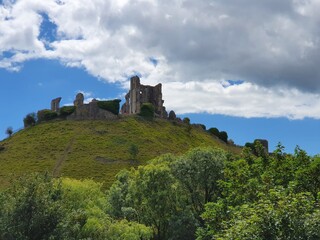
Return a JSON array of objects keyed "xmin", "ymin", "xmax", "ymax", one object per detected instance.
[
  {"xmin": 164, "ymin": 80, "xmax": 320, "ymax": 120},
  {"xmin": 1, "ymin": 0, "xmax": 320, "ymax": 119}
]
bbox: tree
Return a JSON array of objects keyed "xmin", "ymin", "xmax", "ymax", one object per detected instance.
[
  {"xmin": 171, "ymin": 147, "xmax": 226, "ymax": 218},
  {"xmin": 219, "ymin": 131, "xmax": 228, "ymax": 143},
  {"xmin": 200, "ymin": 189, "xmax": 317, "ymax": 240},
  {"xmin": 295, "ymin": 156, "xmax": 320, "ymax": 199},
  {"xmin": 168, "ymin": 110, "xmax": 176, "ymax": 120},
  {"xmin": 183, "ymin": 117, "xmax": 190, "ymax": 124},
  {"xmin": 108, "ymin": 156, "xmax": 194, "ymax": 240},
  {"xmin": 5, "ymin": 127, "xmax": 13, "ymax": 138},
  {"xmin": 0, "ymin": 173, "xmax": 64, "ymax": 240},
  {"xmin": 208, "ymin": 127, "xmax": 219, "ymax": 137},
  {"xmin": 129, "ymin": 144, "xmax": 139, "ymax": 164},
  {"xmin": 23, "ymin": 113, "xmax": 36, "ymax": 127},
  {"xmin": 0, "ymin": 173, "xmax": 152, "ymax": 240}
]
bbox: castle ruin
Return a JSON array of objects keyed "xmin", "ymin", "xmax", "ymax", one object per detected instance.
[
  {"xmin": 121, "ymin": 76, "xmax": 167, "ymax": 118},
  {"xmin": 51, "ymin": 97, "xmax": 62, "ymax": 112}
]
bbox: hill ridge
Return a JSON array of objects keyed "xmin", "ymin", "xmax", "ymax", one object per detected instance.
[{"xmin": 0, "ymin": 116, "xmax": 240, "ymax": 188}]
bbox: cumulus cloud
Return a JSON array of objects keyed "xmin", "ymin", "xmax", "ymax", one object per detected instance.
[{"xmin": 1, "ymin": 0, "xmax": 320, "ymax": 118}]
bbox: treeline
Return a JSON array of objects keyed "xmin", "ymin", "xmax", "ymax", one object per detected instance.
[{"xmin": 1, "ymin": 144, "xmax": 320, "ymax": 239}]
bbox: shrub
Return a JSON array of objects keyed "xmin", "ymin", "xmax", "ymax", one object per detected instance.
[
  {"xmin": 183, "ymin": 117, "xmax": 191, "ymax": 125},
  {"xmin": 59, "ymin": 106, "xmax": 76, "ymax": 117},
  {"xmin": 219, "ymin": 131, "xmax": 228, "ymax": 143},
  {"xmin": 208, "ymin": 127, "xmax": 220, "ymax": 137},
  {"xmin": 97, "ymin": 99, "xmax": 121, "ymax": 115},
  {"xmin": 23, "ymin": 113, "xmax": 36, "ymax": 127},
  {"xmin": 168, "ymin": 110, "xmax": 176, "ymax": 120},
  {"xmin": 139, "ymin": 103, "xmax": 155, "ymax": 119},
  {"xmin": 129, "ymin": 144, "xmax": 139, "ymax": 164},
  {"xmin": 5, "ymin": 127, "xmax": 13, "ymax": 138},
  {"xmin": 37, "ymin": 109, "xmax": 58, "ymax": 122}
]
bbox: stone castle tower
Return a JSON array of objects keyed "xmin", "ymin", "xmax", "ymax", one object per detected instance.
[{"xmin": 121, "ymin": 76, "xmax": 167, "ymax": 118}]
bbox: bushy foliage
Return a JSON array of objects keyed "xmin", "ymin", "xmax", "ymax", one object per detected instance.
[
  {"xmin": 97, "ymin": 99, "xmax": 121, "ymax": 115},
  {"xmin": 171, "ymin": 148, "xmax": 226, "ymax": 217},
  {"xmin": 168, "ymin": 110, "xmax": 176, "ymax": 120},
  {"xmin": 218, "ymin": 131, "xmax": 228, "ymax": 143},
  {"xmin": 5, "ymin": 127, "xmax": 13, "ymax": 138},
  {"xmin": 128, "ymin": 144, "xmax": 139, "ymax": 163},
  {"xmin": 208, "ymin": 128, "xmax": 228, "ymax": 143},
  {"xmin": 0, "ymin": 173, "xmax": 152, "ymax": 240},
  {"xmin": 59, "ymin": 106, "xmax": 75, "ymax": 117},
  {"xmin": 208, "ymin": 127, "xmax": 219, "ymax": 137},
  {"xmin": 23, "ymin": 113, "xmax": 36, "ymax": 127},
  {"xmin": 108, "ymin": 148, "xmax": 227, "ymax": 239},
  {"xmin": 1, "ymin": 143, "xmax": 319, "ymax": 240},
  {"xmin": 0, "ymin": 173, "xmax": 64, "ymax": 240},
  {"xmin": 139, "ymin": 103, "xmax": 155, "ymax": 119},
  {"xmin": 183, "ymin": 117, "xmax": 191, "ymax": 124},
  {"xmin": 37, "ymin": 109, "xmax": 58, "ymax": 122}
]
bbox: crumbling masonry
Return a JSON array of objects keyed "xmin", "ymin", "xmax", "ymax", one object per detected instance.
[{"xmin": 121, "ymin": 76, "xmax": 167, "ymax": 118}]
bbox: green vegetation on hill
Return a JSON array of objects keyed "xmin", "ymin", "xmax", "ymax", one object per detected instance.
[
  {"xmin": 1, "ymin": 145, "xmax": 319, "ymax": 239},
  {"xmin": 0, "ymin": 116, "xmax": 239, "ymax": 189}
]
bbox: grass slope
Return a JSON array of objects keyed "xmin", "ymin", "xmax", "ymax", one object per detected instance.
[{"xmin": 0, "ymin": 116, "xmax": 240, "ymax": 188}]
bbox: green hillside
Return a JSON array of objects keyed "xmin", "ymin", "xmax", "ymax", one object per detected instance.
[{"xmin": 0, "ymin": 116, "xmax": 240, "ymax": 188}]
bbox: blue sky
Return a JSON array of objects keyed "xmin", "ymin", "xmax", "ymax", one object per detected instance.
[{"xmin": 1, "ymin": 0, "xmax": 320, "ymax": 155}]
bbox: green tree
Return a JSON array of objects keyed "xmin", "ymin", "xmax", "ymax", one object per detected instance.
[
  {"xmin": 107, "ymin": 220, "xmax": 152, "ymax": 240},
  {"xmin": 168, "ymin": 110, "xmax": 176, "ymax": 120},
  {"xmin": 0, "ymin": 173, "xmax": 64, "ymax": 240},
  {"xmin": 129, "ymin": 163, "xmax": 183, "ymax": 239},
  {"xmin": 183, "ymin": 117, "xmax": 190, "ymax": 124},
  {"xmin": 129, "ymin": 144, "xmax": 139, "ymax": 164},
  {"xmin": 5, "ymin": 127, "xmax": 13, "ymax": 138},
  {"xmin": 108, "ymin": 155, "xmax": 194, "ymax": 240},
  {"xmin": 171, "ymin": 148, "xmax": 226, "ymax": 218},
  {"xmin": 295, "ymin": 156, "xmax": 320, "ymax": 199},
  {"xmin": 208, "ymin": 127, "xmax": 219, "ymax": 137},
  {"xmin": 199, "ymin": 188, "xmax": 318, "ymax": 240},
  {"xmin": 218, "ymin": 131, "xmax": 228, "ymax": 143},
  {"xmin": 23, "ymin": 113, "xmax": 36, "ymax": 128}
]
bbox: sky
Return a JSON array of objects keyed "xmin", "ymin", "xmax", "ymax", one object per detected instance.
[{"xmin": 0, "ymin": 0, "xmax": 320, "ymax": 155}]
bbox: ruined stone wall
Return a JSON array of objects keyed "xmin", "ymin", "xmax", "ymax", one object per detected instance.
[
  {"xmin": 121, "ymin": 76, "xmax": 167, "ymax": 118},
  {"xmin": 50, "ymin": 93, "xmax": 118, "ymax": 120},
  {"xmin": 51, "ymin": 97, "xmax": 62, "ymax": 112},
  {"xmin": 67, "ymin": 101, "xmax": 118, "ymax": 120}
]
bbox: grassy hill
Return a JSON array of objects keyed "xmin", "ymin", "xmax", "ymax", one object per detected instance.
[{"xmin": 0, "ymin": 116, "xmax": 240, "ymax": 189}]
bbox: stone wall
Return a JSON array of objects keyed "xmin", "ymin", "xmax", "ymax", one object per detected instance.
[
  {"xmin": 121, "ymin": 76, "xmax": 167, "ymax": 118},
  {"xmin": 51, "ymin": 97, "xmax": 62, "ymax": 112},
  {"xmin": 50, "ymin": 93, "xmax": 119, "ymax": 120}
]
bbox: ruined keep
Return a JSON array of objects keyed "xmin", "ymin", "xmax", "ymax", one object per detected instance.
[
  {"xmin": 121, "ymin": 76, "xmax": 167, "ymax": 118},
  {"xmin": 46, "ymin": 93, "xmax": 120, "ymax": 121},
  {"xmin": 51, "ymin": 97, "xmax": 62, "ymax": 112},
  {"xmin": 67, "ymin": 93, "xmax": 119, "ymax": 120}
]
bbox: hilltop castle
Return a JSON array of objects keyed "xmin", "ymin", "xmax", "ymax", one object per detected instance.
[
  {"xmin": 39, "ymin": 76, "xmax": 270, "ymax": 152},
  {"xmin": 48, "ymin": 76, "xmax": 167, "ymax": 120},
  {"xmin": 121, "ymin": 76, "xmax": 167, "ymax": 118}
]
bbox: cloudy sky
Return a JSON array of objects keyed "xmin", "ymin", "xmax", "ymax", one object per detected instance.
[{"xmin": 0, "ymin": 0, "xmax": 320, "ymax": 154}]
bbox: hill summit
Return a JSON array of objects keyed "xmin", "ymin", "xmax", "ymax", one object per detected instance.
[
  {"xmin": 0, "ymin": 116, "xmax": 240, "ymax": 189},
  {"xmin": 0, "ymin": 77, "xmax": 243, "ymax": 189}
]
